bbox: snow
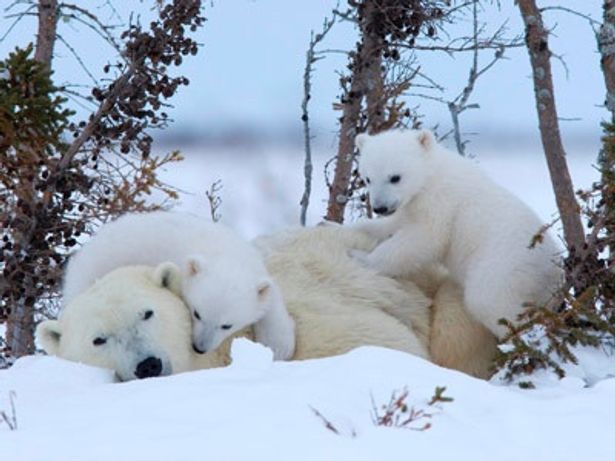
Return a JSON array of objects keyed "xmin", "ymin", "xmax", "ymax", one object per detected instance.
[
  {"xmin": 1, "ymin": 341, "xmax": 614, "ymax": 460},
  {"xmin": 2, "ymin": 140, "xmax": 613, "ymax": 459}
]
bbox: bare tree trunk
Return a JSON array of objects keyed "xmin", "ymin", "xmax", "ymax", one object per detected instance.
[
  {"xmin": 5, "ymin": 0, "xmax": 59, "ymax": 357},
  {"xmin": 599, "ymin": 0, "xmax": 615, "ymax": 119},
  {"xmin": 326, "ymin": 1, "xmax": 382, "ymax": 223},
  {"xmin": 34, "ymin": 0, "xmax": 58, "ymax": 68},
  {"xmin": 326, "ymin": 69, "xmax": 363, "ymax": 223},
  {"xmin": 598, "ymin": 1, "xmax": 615, "ymax": 263},
  {"xmin": 364, "ymin": 42, "xmax": 385, "ymax": 131},
  {"xmin": 517, "ymin": 0, "xmax": 585, "ymax": 253}
]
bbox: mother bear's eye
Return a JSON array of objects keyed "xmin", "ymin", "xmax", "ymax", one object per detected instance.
[
  {"xmin": 365, "ymin": 177, "xmax": 371, "ymax": 184},
  {"xmin": 93, "ymin": 337, "xmax": 107, "ymax": 346},
  {"xmin": 193, "ymin": 310, "xmax": 201, "ymax": 321},
  {"xmin": 220, "ymin": 324, "xmax": 233, "ymax": 330},
  {"xmin": 390, "ymin": 175, "xmax": 401, "ymax": 184},
  {"xmin": 143, "ymin": 310, "xmax": 154, "ymax": 320}
]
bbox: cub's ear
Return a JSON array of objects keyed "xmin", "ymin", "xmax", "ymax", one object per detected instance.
[
  {"xmin": 36, "ymin": 320, "xmax": 62, "ymax": 355},
  {"xmin": 184, "ymin": 254, "xmax": 206, "ymax": 278},
  {"xmin": 153, "ymin": 262, "xmax": 183, "ymax": 296},
  {"xmin": 355, "ymin": 133, "xmax": 369, "ymax": 151},
  {"xmin": 256, "ymin": 279, "xmax": 272, "ymax": 303},
  {"xmin": 416, "ymin": 129, "xmax": 435, "ymax": 151}
]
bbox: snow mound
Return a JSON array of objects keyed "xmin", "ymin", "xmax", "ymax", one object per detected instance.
[{"xmin": 1, "ymin": 345, "xmax": 614, "ymax": 461}]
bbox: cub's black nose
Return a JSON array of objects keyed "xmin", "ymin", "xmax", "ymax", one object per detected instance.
[
  {"xmin": 373, "ymin": 206, "xmax": 389, "ymax": 215},
  {"xmin": 135, "ymin": 356, "xmax": 162, "ymax": 379}
]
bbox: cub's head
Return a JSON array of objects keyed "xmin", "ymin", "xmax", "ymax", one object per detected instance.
[
  {"xmin": 36, "ymin": 264, "xmax": 192, "ymax": 381},
  {"xmin": 181, "ymin": 255, "xmax": 274, "ymax": 355},
  {"xmin": 355, "ymin": 129, "xmax": 436, "ymax": 216}
]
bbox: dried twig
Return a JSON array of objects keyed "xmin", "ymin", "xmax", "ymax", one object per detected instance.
[
  {"xmin": 205, "ymin": 179, "xmax": 223, "ymax": 223},
  {"xmin": 0, "ymin": 391, "xmax": 17, "ymax": 431},
  {"xmin": 309, "ymin": 406, "xmax": 341, "ymax": 435}
]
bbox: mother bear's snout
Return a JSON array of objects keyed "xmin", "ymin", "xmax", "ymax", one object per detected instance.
[{"xmin": 135, "ymin": 356, "xmax": 163, "ymax": 379}]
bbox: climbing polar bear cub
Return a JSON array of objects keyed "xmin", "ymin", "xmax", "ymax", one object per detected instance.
[
  {"xmin": 351, "ymin": 129, "xmax": 562, "ymax": 337},
  {"xmin": 63, "ymin": 212, "xmax": 295, "ymax": 360}
]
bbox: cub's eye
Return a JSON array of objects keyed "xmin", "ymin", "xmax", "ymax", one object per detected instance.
[
  {"xmin": 365, "ymin": 177, "xmax": 371, "ymax": 184},
  {"xmin": 143, "ymin": 310, "xmax": 154, "ymax": 320},
  {"xmin": 390, "ymin": 175, "xmax": 401, "ymax": 184},
  {"xmin": 220, "ymin": 324, "xmax": 233, "ymax": 330},
  {"xmin": 193, "ymin": 310, "xmax": 201, "ymax": 321},
  {"xmin": 93, "ymin": 337, "xmax": 107, "ymax": 346}
]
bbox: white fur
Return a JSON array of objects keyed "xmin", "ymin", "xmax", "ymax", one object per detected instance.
[
  {"xmin": 39, "ymin": 227, "xmax": 434, "ymax": 380},
  {"xmin": 40, "ymin": 226, "xmax": 500, "ymax": 380},
  {"xmin": 63, "ymin": 211, "xmax": 295, "ymax": 360},
  {"xmin": 351, "ymin": 129, "xmax": 562, "ymax": 337},
  {"xmin": 37, "ymin": 264, "xmax": 192, "ymax": 381}
]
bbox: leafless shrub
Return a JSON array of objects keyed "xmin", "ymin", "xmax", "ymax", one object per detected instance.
[{"xmin": 371, "ymin": 385, "xmax": 453, "ymax": 431}]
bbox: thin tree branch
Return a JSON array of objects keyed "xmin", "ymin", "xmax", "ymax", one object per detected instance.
[
  {"xmin": 56, "ymin": 34, "xmax": 98, "ymax": 85},
  {"xmin": 58, "ymin": 2, "xmax": 122, "ymax": 54},
  {"xmin": 300, "ymin": 15, "xmax": 335, "ymax": 226},
  {"xmin": 541, "ymin": 6, "xmax": 600, "ymax": 28}
]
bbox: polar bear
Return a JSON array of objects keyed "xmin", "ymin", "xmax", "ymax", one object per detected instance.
[
  {"xmin": 38, "ymin": 226, "xmax": 497, "ymax": 380},
  {"xmin": 349, "ymin": 128, "xmax": 562, "ymax": 337},
  {"xmin": 63, "ymin": 211, "xmax": 295, "ymax": 360},
  {"xmin": 37, "ymin": 229, "xmax": 432, "ymax": 379},
  {"xmin": 37, "ymin": 265, "xmax": 195, "ymax": 381}
]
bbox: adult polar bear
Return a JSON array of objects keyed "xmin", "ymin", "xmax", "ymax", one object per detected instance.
[
  {"xmin": 351, "ymin": 129, "xmax": 562, "ymax": 337},
  {"xmin": 37, "ymin": 226, "xmax": 437, "ymax": 381},
  {"xmin": 39, "ymin": 224, "xmax": 497, "ymax": 379},
  {"xmin": 63, "ymin": 212, "xmax": 295, "ymax": 360}
]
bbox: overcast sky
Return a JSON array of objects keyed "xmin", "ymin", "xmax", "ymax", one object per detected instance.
[{"xmin": 0, "ymin": 1, "xmax": 606, "ymax": 143}]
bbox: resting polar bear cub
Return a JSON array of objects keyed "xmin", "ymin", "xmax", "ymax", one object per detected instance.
[
  {"xmin": 37, "ymin": 227, "xmax": 434, "ymax": 380},
  {"xmin": 63, "ymin": 212, "xmax": 295, "ymax": 360},
  {"xmin": 352, "ymin": 129, "xmax": 561, "ymax": 337}
]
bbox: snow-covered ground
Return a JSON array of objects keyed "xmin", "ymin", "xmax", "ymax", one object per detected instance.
[
  {"xmin": 2, "ymin": 140, "xmax": 614, "ymax": 460},
  {"xmin": 1, "ymin": 340, "xmax": 614, "ymax": 461}
]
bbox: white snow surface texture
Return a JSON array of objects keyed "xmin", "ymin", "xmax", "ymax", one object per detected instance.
[{"xmin": 1, "ymin": 340, "xmax": 615, "ymax": 461}]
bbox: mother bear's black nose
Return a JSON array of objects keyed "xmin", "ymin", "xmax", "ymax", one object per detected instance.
[
  {"xmin": 373, "ymin": 206, "xmax": 389, "ymax": 215},
  {"xmin": 135, "ymin": 356, "xmax": 163, "ymax": 379}
]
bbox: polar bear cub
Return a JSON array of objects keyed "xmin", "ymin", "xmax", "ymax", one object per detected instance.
[
  {"xmin": 63, "ymin": 211, "xmax": 295, "ymax": 360},
  {"xmin": 351, "ymin": 129, "xmax": 562, "ymax": 337}
]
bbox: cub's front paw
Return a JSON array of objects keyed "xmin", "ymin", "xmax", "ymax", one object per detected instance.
[
  {"xmin": 264, "ymin": 329, "xmax": 296, "ymax": 361},
  {"xmin": 255, "ymin": 319, "xmax": 296, "ymax": 361}
]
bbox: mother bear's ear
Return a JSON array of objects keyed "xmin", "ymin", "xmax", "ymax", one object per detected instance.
[
  {"xmin": 36, "ymin": 320, "xmax": 62, "ymax": 355},
  {"xmin": 153, "ymin": 262, "xmax": 183, "ymax": 297}
]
